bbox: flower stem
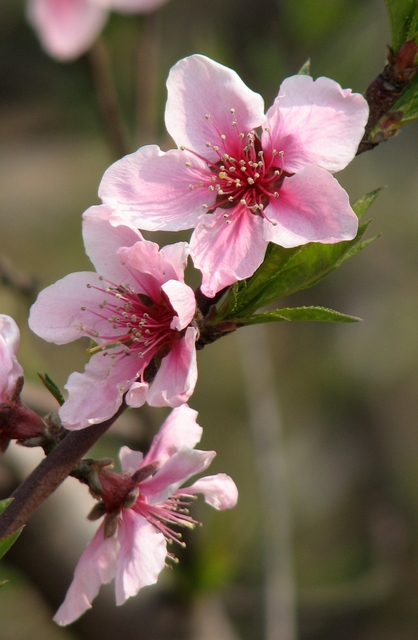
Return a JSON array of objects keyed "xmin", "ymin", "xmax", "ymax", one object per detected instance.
[{"xmin": 0, "ymin": 403, "xmax": 126, "ymax": 541}]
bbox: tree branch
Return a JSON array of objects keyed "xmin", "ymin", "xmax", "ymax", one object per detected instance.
[{"xmin": 0, "ymin": 403, "xmax": 126, "ymax": 541}]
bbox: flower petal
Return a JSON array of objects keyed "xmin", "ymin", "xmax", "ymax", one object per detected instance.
[
  {"xmin": 263, "ymin": 165, "xmax": 358, "ymax": 247},
  {"xmin": 99, "ymin": 145, "xmax": 209, "ymax": 231},
  {"xmin": 147, "ymin": 327, "xmax": 197, "ymax": 407},
  {"xmin": 59, "ymin": 350, "xmax": 140, "ymax": 429},
  {"xmin": 119, "ymin": 446, "xmax": 144, "ymax": 473},
  {"xmin": 159, "ymin": 242, "xmax": 190, "ymax": 283},
  {"xmin": 29, "ymin": 272, "xmax": 120, "ymax": 344},
  {"xmin": 165, "ymin": 54, "xmax": 265, "ymax": 161},
  {"xmin": 82, "ymin": 204, "xmax": 143, "ymax": 285},
  {"xmin": 181, "ymin": 473, "xmax": 238, "ymax": 510},
  {"xmin": 53, "ymin": 524, "xmax": 118, "ymax": 626},
  {"xmin": 125, "ymin": 381, "xmax": 149, "ymax": 408},
  {"xmin": 27, "ymin": 0, "xmax": 107, "ymax": 61},
  {"xmin": 263, "ymin": 75, "xmax": 369, "ymax": 174},
  {"xmin": 0, "ymin": 315, "xmax": 23, "ymax": 398},
  {"xmin": 115, "ymin": 510, "xmax": 166, "ymax": 605},
  {"xmin": 143, "ymin": 404, "xmax": 202, "ymax": 467},
  {"xmin": 161, "ymin": 280, "xmax": 196, "ymax": 330},
  {"xmin": 141, "ymin": 448, "xmax": 216, "ymax": 505},
  {"xmin": 190, "ymin": 208, "xmax": 267, "ymax": 297}
]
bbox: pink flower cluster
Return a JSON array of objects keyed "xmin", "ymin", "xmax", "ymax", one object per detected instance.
[
  {"xmin": 26, "ymin": 53, "xmax": 369, "ymax": 624},
  {"xmin": 27, "ymin": 0, "xmax": 171, "ymax": 61},
  {"xmin": 54, "ymin": 405, "xmax": 238, "ymax": 625}
]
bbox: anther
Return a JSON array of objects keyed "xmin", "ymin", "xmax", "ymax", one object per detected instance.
[
  {"xmin": 180, "ymin": 145, "xmax": 185, "ymax": 150},
  {"xmin": 189, "ymin": 184, "xmax": 194, "ymax": 190},
  {"xmin": 205, "ymin": 114, "xmax": 210, "ymax": 119}
]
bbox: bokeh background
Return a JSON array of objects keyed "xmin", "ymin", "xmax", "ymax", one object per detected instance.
[{"xmin": 1, "ymin": 0, "xmax": 418, "ymax": 638}]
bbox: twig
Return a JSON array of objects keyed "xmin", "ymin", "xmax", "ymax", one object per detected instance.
[{"xmin": 0, "ymin": 402, "xmax": 126, "ymax": 541}]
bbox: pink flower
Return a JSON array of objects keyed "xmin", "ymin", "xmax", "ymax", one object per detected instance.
[
  {"xmin": 29, "ymin": 204, "xmax": 198, "ymax": 429},
  {"xmin": 99, "ymin": 54, "xmax": 369, "ymax": 297},
  {"xmin": 0, "ymin": 315, "xmax": 45, "ymax": 451},
  {"xmin": 27, "ymin": 0, "xmax": 170, "ymax": 61},
  {"xmin": 0, "ymin": 315, "xmax": 24, "ymax": 403},
  {"xmin": 53, "ymin": 405, "xmax": 238, "ymax": 625}
]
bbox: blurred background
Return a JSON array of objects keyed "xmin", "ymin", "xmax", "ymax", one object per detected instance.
[{"xmin": 1, "ymin": 0, "xmax": 418, "ymax": 638}]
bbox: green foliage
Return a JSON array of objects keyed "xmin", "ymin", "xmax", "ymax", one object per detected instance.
[
  {"xmin": 216, "ymin": 190, "xmax": 381, "ymax": 322},
  {"xmin": 237, "ymin": 306, "xmax": 361, "ymax": 327},
  {"xmin": 38, "ymin": 373, "xmax": 65, "ymax": 406},
  {"xmin": 392, "ymin": 73, "xmax": 418, "ymax": 123},
  {"xmin": 298, "ymin": 59, "xmax": 311, "ymax": 75},
  {"xmin": 0, "ymin": 500, "xmax": 23, "ymax": 568},
  {"xmin": 384, "ymin": 0, "xmax": 418, "ymax": 52}
]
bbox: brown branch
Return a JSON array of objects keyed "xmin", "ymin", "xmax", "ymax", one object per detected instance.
[
  {"xmin": 357, "ymin": 41, "xmax": 418, "ymax": 155},
  {"xmin": 0, "ymin": 402, "xmax": 126, "ymax": 541}
]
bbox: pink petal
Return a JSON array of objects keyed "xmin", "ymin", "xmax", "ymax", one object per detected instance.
[
  {"xmin": 165, "ymin": 55, "xmax": 265, "ymax": 162},
  {"xmin": 125, "ymin": 381, "xmax": 149, "ymax": 408},
  {"xmin": 263, "ymin": 75, "xmax": 369, "ymax": 174},
  {"xmin": 147, "ymin": 327, "xmax": 197, "ymax": 407},
  {"xmin": 161, "ymin": 280, "xmax": 196, "ymax": 330},
  {"xmin": 53, "ymin": 524, "xmax": 118, "ymax": 626},
  {"xmin": 141, "ymin": 448, "xmax": 216, "ymax": 505},
  {"xmin": 159, "ymin": 242, "xmax": 190, "ymax": 283},
  {"xmin": 263, "ymin": 165, "xmax": 358, "ymax": 247},
  {"xmin": 115, "ymin": 510, "xmax": 166, "ymax": 605},
  {"xmin": 59, "ymin": 350, "xmax": 140, "ymax": 429},
  {"xmin": 118, "ymin": 241, "xmax": 167, "ymax": 301},
  {"xmin": 29, "ymin": 271, "xmax": 122, "ymax": 344},
  {"xmin": 82, "ymin": 204, "xmax": 143, "ymax": 286},
  {"xmin": 0, "ymin": 315, "xmax": 23, "ymax": 398},
  {"xmin": 27, "ymin": 0, "xmax": 107, "ymax": 61},
  {"xmin": 181, "ymin": 473, "xmax": 238, "ymax": 510},
  {"xmin": 143, "ymin": 404, "xmax": 202, "ymax": 467},
  {"xmin": 119, "ymin": 446, "xmax": 144, "ymax": 473},
  {"xmin": 190, "ymin": 208, "xmax": 267, "ymax": 297},
  {"xmin": 0, "ymin": 315, "xmax": 21, "ymax": 356},
  {"xmin": 99, "ymin": 145, "xmax": 209, "ymax": 231}
]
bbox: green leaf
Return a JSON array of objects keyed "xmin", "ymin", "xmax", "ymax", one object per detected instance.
[
  {"xmin": 0, "ymin": 499, "xmax": 12, "ymax": 516},
  {"xmin": 384, "ymin": 0, "xmax": 418, "ymax": 51},
  {"xmin": 38, "ymin": 373, "xmax": 65, "ymax": 406},
  {"xmin": 216, "ymin": 190, "xmax": 380, "ymax": 320},
  {"xmin": 0, "ymin": 528, "xmax": 23, "ymax": 561},
  {"xmin": 0, "ymin": 500, "xmax": 23, "ymax": 561},
  {"xmin": 298, "ymin": 59, "xmax": 311, "ymax": 75},
  {"xmin": 237, "ymin": 306, "xmax": 361, "ymax": 326},
  {"xmin": 392, "ymin": 73, "xmax": 418, "ymax": 124},
  {"xmin": 352, "ymin": 188, "xmax": 383, "ymax": 220}
]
